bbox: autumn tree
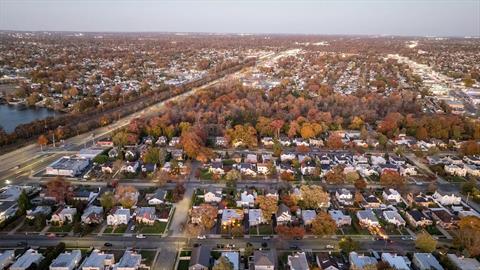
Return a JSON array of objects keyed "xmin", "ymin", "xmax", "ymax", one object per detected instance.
[
  {"xmin": 299, "ymin": 185, "xmax": 330, "ymax": 209},
  {"xmin": 115, "ymin": 185, "xmax": 138, "ymax": 209},
  {"xmin": 415, "ymin": 127, "xmax": 428, "ymax": 141},
  {"xmin": 185, "ymin": 223, "xmax": 203, "ymax": 237},
  {"xmin": 349, "ymin": 116, "xmax": 364, "ymax": 130},
  {"xmin": 191, "ymin": 203, "xmax": 218, "ymax": 230},
  {"xmin": 225, "ymin": 169, "xmax": 241, "ymax": 182},
  {"xmin": 46, "ymin": 176, "xmax": 72, "ymax": 203},
  {"xmin": 275, "ymin": 225, "xmax": 305, "ymax": 240},
  {"xmin": 415, "ymin": 231, "xmax": 437, "ymax": 252},
  {"xmin": 380, "ymin": 171, "xmax": 406, "ymax": 189},
  {"xmin": 325, "ymin": 165, "xmax": 345, "ymax": 184},
  {"xmin": 255, "ymin": 195, "xmax": 278, "ymax": 221},
  {"xmin": 226, "ymin": 124, "xmax": 258, "ymax": 148},
  {"xmin": 311, "ymin": 212, "xmax": 337, "ymax": 236},
  {"xmin": 326, "ymin": 133, "xmax": 344, "ymax": 149},
  {"xmin": 354, "ymin": 178, "xmax": 368, "ymax": 191},
  {"xmin": 38, "ymin": 134, "xmax": 48, "ymax": 150},
  {"xmin": 460, "ymin": 141, "xmax": 480, "ymax": 156},
  {"xmin": 100, "ymin": 192, "xmax": 116, "ymax": 211},
  {"xmin": 457, "ymin": 216, "xmax": 480, "ymax": 256},
  {"xmin": 270, "ymin": 119, "xmax": 285, "ymax": 138},
  {"xmin": 112, "ymin": 131, "xmax": 129, "ymax": 146},
  {"xmin": 143, "ymin": 147, "xmax": 160, "ymax": 164}
]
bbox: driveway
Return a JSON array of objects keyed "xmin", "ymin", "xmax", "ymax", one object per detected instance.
[{"xmin": 169, "ymin": 185, "xmax": 194, "ymax": 236}]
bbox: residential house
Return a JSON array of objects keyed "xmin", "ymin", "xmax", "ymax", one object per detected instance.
[
  {"xmin": 236, "ymin": 190, "xmax": 256, "ymax": 207},
  {"xmin": 276, "ymin": 204, "xmax": 292, "ymax": 225},
  {"xmin": 405, "ymin": 210, "xmax": 433, "ymax": 228},
  {"xmin": 363, "ymin": 195, "xmax": 382, "ymax": 209},
  {"xmin": 309, "ymin": 138, "xmax": 324, "ymax": 147},
  {"xmin": 108, "ymin": 148, "xmax": 119, "ymax": 159},
  {"xmin": 169, "ymin": 137, "xmax": 180, "ymax": 147},
  {"xmin": 382, "ymin": 189, "xmax": 402, "ymax": 204},
  {"xmin": 249, "ymin": 209, "xmax": 266, "ymax": 226},
  {"xmin": 300, "ymin": 161, "xmax": 316, "ymax": 175},
  {"xmin": 189, "ymin": 245, "xmax": 210, "ymax": 270},
  {"xmin": 444, "ymin": 164, "xmax": 467, "ymax": 177},
  {"xmin": 316, "ymin": 253, "xmax": 341, "ymax": 270},
  {"xmin": 279, "ymin": 137, "xmax": 292, "ymax": 147},
  {"xmin": 215, "ymin": 137, "xmax": 228, "ymax": 147},
  {"xmin": 287, "ymin": 252, "xmax": 309, "ymax": 270},
  {"xmin": 0, "ymin": 250, "xmax": 14, "ymax": 270},
  {"xmin": 81, "ymin": 205, "xmax": 104, "ymax": 225},
  {"xmin": 209, "ymin": 162, "xmax": 225, "ymax": 175},
  {"xmin": 101, "ymin": 163, "xmax": 114, "ymax": 174},
  {"xmin": 349, "ymin": 252, "xmax": 377, "ymax": 270},
  {"xmin": 141, "ymin": 163, "xmax": 157, "ymax": 174},
  {"xmin": 80, "ymin": 250, "xmax": 115, "ymax": 270},
  {"xmin": 107, "ymin": 207, "xmax": 131, "ymax": 226},
  {"xmin": 335, "ymin": 189, "xmax": 353, "ymax": 206},
  {"xmin": 257, "ymin": 163, "xmax": 270, "ymax": 175},
  {"xmin": 381, "ymin": 253, "xmax": 411, "ymax": 270},
  {"xmin": 50, "ymin": 206, "xmax": 77, "ymax": 225},
  {"xmin": 431, "ymin": 209, "xmax": 458, "ymax": 229},
  {"xmin": 400, "ymin": 165, "xmax": 417, "ymax": 176},
  {"xmin": 356, "ymin": 210, "xmax": 379, "ymax": 228},
  {"xmin": 388, "ymin": 155, "xmax": 406, "ymax": 166},
  {"xmin": 114, "ymin": 250, "xmax": 142, "ymax": 270},
  {"xmin": 155, "ymin": 136, "xmax": 167, "ymax": 146},
  {"xmin": 446, "ymin": 254, "xmax": 480, "ymax": 270},
  {"xmin": 280, "ymin": 152, "xmax": 296, "ymax": 162},
  {"xmin": 239, "ymin": 163, "xmax": 257, "ymax": 177},
  {"xmin": 261, "ymin": 137, "xmax": 274, "ymax": 147},
  {"xmin": 148, "ymin": 189, "xmax": 167, "ymax": 205},
  {"xmin": 328, "ymin": 210, "xmax": 352, "ymax": 227},
  {"xmin": 383, "ymin": 210, "xmax": 406, "ymax": 226},
  {"xmin": 433, "ymin": 192, "xmax": 461, "ymax": 205},
  {"xmin": 26, "ymin": 206, "xmax": 52, "ymax": 220},
  {"xmin": 301, "ymin": 210, "xmax": 317, "ymax": 226},
  {"xmin": 221, "ymin": 209, "xmax": 244, "ymax": 227},
  {"xmin": 406, "ymin": 193, "xmax": 433, "ymax": 208},
  {"xmin": 10, "ymin": 249, "xmax": 44, "ymax": 270},
  {"xmin": 370, "ymin": 155, "xmax": 386, "ymax": 166},
  {"xmin": 464, "ymin": 155, "xmax": 480, "ymax": 165},
  {"xmin": 200, "ymin": 189, "xmax": 221, "ymax": 204},
  {"xmin": 245, "ymin": 154, "xmax": 258, "ymax": 164},
  {"xmin": 134, "ymin": 207, "xmax": 157, "ymax": 225},
  {"xmin": 73, "ymin": 189, "xmax": 98, "ymax": 203},
  {"xmin": 465, "ymin": 164, "xmax": 480, "ymax": 177},
  {"xmin": 252, "ymin": 250, "xmax": 275, "ymax": 270},
  {"xmin": 121, "ymin": 161, "xmax": 140, "ymax": 174},
  {"xmin": 412, "ymin": 253, "xmax": 444, "ymax": 270},
  {"xmin": 50, "ymin": 250, "xmax": 82, "ymax": 270},
  {"xmin": 0, "ymin": 201, "xmax": 18, "ymax": 223}
]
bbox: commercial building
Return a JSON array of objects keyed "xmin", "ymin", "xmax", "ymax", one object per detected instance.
[{"xmin": 46, "ymin": 156, "xmax": 89, "ymax": 177}]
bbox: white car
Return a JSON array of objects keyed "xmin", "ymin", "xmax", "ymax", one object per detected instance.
[
  {"xmin": 130, "ymin": 225, "xmax": 136, "ymax": 231},
  {"xmin": 136, "ymin": 234, "xmax": 146, "ymax": 239},
  {"xmin": 197, "ymin": 235, "xmax": 206, "ymax": 239},
  {"xmin": 325, "ymin": 245, "xmax": 334, "ymax": 249}
]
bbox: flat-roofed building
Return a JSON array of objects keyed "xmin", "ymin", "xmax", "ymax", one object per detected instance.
[
  {"xmin": 46, "ymin": 156, "xmax": 89, "ymax": 177},
  {"xmin": 10, "ymin": 249, "xmax": 44, "ymax": 270},
  {"xmin": 114, "ymin": 250, "xmax": 142, "ymax": 270},
  {"xmin": 0, "ymin": 250, "xmax": 14, "ymax": 270},
  {"xmin": 80, "ymin": 250, "xmax": 115, "ymax": 270}
]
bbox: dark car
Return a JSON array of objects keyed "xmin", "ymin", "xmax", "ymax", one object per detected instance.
[{"xmin": 104, "ymin": 242, "xmax": 113, "ymax": 247}]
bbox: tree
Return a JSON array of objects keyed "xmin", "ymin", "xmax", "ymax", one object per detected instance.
[
  {"xmin": 460, "ymin": 141, "xmax": 480, "ymax": 156},
  {"xmin": 46, "ymin": 176, "xmax": 72, "ymax": 203},
  {"xmin": 325, "ymin": 165, "xmax": 345, "ymax": 184},
  {"xmin": 112, "ymin": 131, "xmax": 129, "ymax": 146},
  {"xmin": 185, "ymin": 223, "xmax": 203, "ymax": 237},
  {"xmin": 311, "ymin": 212, "xmax": 337, "ymax": 236},
  {"xmin": 143, "ymin": 147, "xmax": 160, "ymax": 164},
  {"xmin": 345, "ymin": 171, "xmax": 360, "ymax": 183},
  {"xmin": 230, "ymin": 225, "xmax": 244, "ymax": 238},
  {"xmin": 457, "ymin": 216, "xmax": 480, "ymax": 256},
  {"xmin": 191, "ymin": 203, "xmax": 218, "ymax": 230},
  {"xmin": 115, "ymin": 186, "xmax": 138, "ymax": 209},
  {"xmin": 380, "ymin": 171, "xmax": 406, "ymax": 189},
  {"xmin": 300, "ymin": 123, "xmax": 315, "ymax": 139},
  {"xmin": 299, "ymin": 185, "xmax": 330, "ymax": 209},
  {"xmin": 339, "ymin": 237, "xmax": 359, "ymax": 253},
  {"xmin": 38, "ymin": 134, "xmax": 48, "ymax": 150},
  {"xmin": 181, "ymin": 126, "xmax": 206, "ymax": 159},
  {"xmin": 255, "ymin": 195, "xmax": 278, "ymax": 221},
  {"xmin": 326, "ymin": 133, "xmax": 344, "ymax": 149},
  {"xmin": 225, "ymin": 169, "xmax": 241, "ymax": 182},
  {"xmin": 17, "ymin": 191, "xmax": 31, "ymax": 215},
  {"xmin": 100, "ymin": 192, "xmax": 116, "ymax": 211},
  {"xmin": 415, "ymin": 127, "xmax": 428, "ymax": 141},
  {"xmin": 226, "ymin": 124, "xmax": 258, "ymax": 148},
  {"xmin": 354, "ymin": 178, "xmax": 368, "ymax": 191},
  {"xmin": 415, "ymin": 231, "xmax": 437, "ymax": 252},
  {"xmin": 349, "ymin": 116, "xmax": 364, "ymax": 130},
  {"xmin": 213, "ymin": 256, "xmax": 233, "ymax": 270},
  {"xmin": 275, "ymin": 225, "xmax": 305, "ymax": 239}
]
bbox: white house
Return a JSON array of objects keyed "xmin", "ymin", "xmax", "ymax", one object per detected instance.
[
  {"xmin": 382, "ymin": 189, "xmax": 402, "ymax": 204},
  {"xmin": 433, "ymin": 191, "xmax": 461, "ymax": 205},
  {"xmin": 81, "ymin": 205, "xmax": 104, "ymax": 225},
  {"xmin": 236, "ymin": 190, "xmax": 256, "ymax": 207},
  {"xmin": 412, "ymin": 253, "xmax": 444, "ymax": 270},
  {"xmin": 400, "ymin": 164, "xmax": 417, "ymax": 176},
  {"xmin": 444, "ymin": 164, "xmax": 467, "ymax": 177},
  {"xmin": 465, "ymin": 164, "xmax": 480, "ymax": 177},
  {"xmin": 257, "ymin": 163, "xmax": 270, "ymax": 175},
  {"xmin": 381, "ymin": 253, "xmax": 411, "ymax": 270},
  {"xmin": 276, "ymin": 204, "xmax": 292, "ymax": 225},
  {"xmin": 280, "ymin": 152, "xmax": 296, "ymax": 162},
  {"xmin": 134, "ymin": 207, "xmax": 157, "ymax": 225},
  {"xmin": 328, "ymin": 210, "xmax": 352, "ymax": 227},
  {"xmin": 148, "ymin": 189, "xmax": 167, "ymax": 205},
  {"xmin": 356, "ymin": 210, "xmax": 379, "ymax": 228},
  {"xmin": 121, "ymin": 161, "xmax": 140, "ymax": 174},
  {"xmin": 107, "ymin": 207, "xmax": 131, "ymax": 226},
  {"xmin": 238, "ymin": 163, "xmax": 257, "ymax": 177},
  {"xmin": 370, "ymin": 155, "xmax": 386, "ymax": 165},
  {"xmin": 114, "ymin": 250, "xmax": 142, "ymax": 270},
  {"xmin": 0, "ymin": 250, "xmax": 14, "ymax": 270},
  {"xmin": 10, "ymin": 249, "xmax": 44, "ymax": 270},
  {"xmin": 248, "ymin": 209, "xmax": 265, "ymax": 226},
  {"xmin": 80, "ymin": 250, "xmax": 115, "ymax": 270},
  {"xmin": 204, "ymin": 189, "xmax": 223, "ymax": 203},
  {"xmin": 50, "ymin": 250, "xmax": 82, "ymax": 270},
  {"xmin": 287, "ymin": 252, "xmax": 309, "ymax": 270},
  {"xmin": 383, "ymin": 210, "xmax": 406, "ymax": 226},
  {"xmin": 335, "ymin": 189, "xmax": 353, "ymax": 206},
  {"xmin": 50, "ymin": 206, "xmax": 77, "ymax": 225}
]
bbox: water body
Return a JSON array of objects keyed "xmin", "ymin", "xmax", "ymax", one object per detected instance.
[{"xmin": 0, "ymin": 104, "xmax": 57, "ymax": 133}]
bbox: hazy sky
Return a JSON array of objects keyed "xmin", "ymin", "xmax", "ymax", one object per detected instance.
[{"xmin": 1, "ymin": 0, "xmax": 479, "ymax": 36}]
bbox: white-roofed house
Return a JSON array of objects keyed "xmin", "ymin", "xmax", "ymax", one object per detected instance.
[
  {"xmin": 381, "ymin": 253, "xmax": 411, "ymax": 270},
  {"xmin": 10, "ymin": 249, "xmax": 44, "ymax": 270},
  {"xmin": 328, "ymin": 210, "xmax": 351, "ymax": 227},
  {"xmin": 383, "ymin": 210, "xmax": 406, "ymax": 226},
  {"xmin": 50, "ymin": 250, "xmax": 82, "ymax": 270},
  {"xmin": 382, "ymin": 188, "xmax": 402, "ymax": 204},
  {"xmin": 107, "ymin": 207, "xmax": 131, "ymax": 226},
  {"xmin": 0, "ymin": 250, "xmax": 14, "ymax": 270},
  {"xmin": 114, "ymin": 250, "xmax": 142, "ymax": 270},
  {"xmin": 412, "ymin": 253, "xmax": 444, "ymax": 270},
  {"xmin": 80, "ymin": 250, "xmax": 115, "ymax": 270},
  {"xmin": 301, "ymin": 210, "xmax": 317, "ymax": 226},
  {"xmin": 248, "ymin": 209, "xmax": 266, "ymax": 227}
]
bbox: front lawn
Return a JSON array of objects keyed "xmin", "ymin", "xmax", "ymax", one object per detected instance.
[
  {"xmin": 104, "ymin": 224, "xmax": 128, "ymax": 234},
  {"xmin": 139, "ymin": 250, "xmax": 157, "ymax": 267},
  {"xmin": 177, "ymin": 260, "xmax": 190, "ymax": 270},
  {"xmin": 137, "ymin": 221, "xmax": 167, "ymax": 234},
  {"xmin": 48, "ymin": 223, "xmax": 73, "ymax": 233}
]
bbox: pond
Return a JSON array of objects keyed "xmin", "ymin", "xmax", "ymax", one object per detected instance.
[{"xmin": 0, "ymin": 104, "xmax": 58, "ymax": 133}]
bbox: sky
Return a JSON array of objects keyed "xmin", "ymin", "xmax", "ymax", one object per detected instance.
[{"xmin": 0, "ymin": 0, "xmax": 479, "ymax": 37}]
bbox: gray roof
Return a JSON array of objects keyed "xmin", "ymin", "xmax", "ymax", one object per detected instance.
[
  {"xmin": 413, "ymin": 253, "xmax": 444, "ymax": 270},
  {"xmin": 50, "ymin": 250, "xmax": 82, "ymax": 269},
  {"xmin": 115, "ymin": 250, "xmax": 142, "ymax": 269},
  {"xmin": 10, "ymin": 249, "xmax": 44, "ymax": 270},
  {"xmin": 189, "ymin": 245, "xmax": 211, "ymax": 269},
  {"xmin": 288, "ymin": 252, "xmax": 309, "ymax": 270},
  {"xmin": 253, "ymin": 250, "xmax": 275, "ymax": 268}
]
